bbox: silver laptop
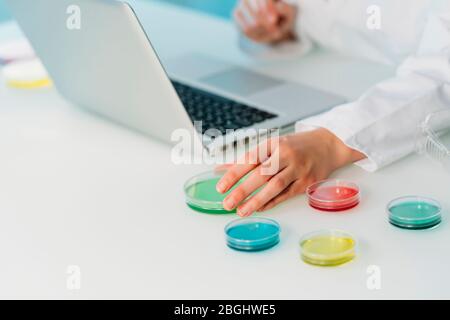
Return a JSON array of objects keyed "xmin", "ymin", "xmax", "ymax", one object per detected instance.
[{"xmin": 6, "ymin": 0, "xmax": 346, "ymax": 153}]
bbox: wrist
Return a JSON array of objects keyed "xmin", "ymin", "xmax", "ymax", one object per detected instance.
[{"xmin": 317, "ymin": 128, "xmax": 366, "ymax": 169}]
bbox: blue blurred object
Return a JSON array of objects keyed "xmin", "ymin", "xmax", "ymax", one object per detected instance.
[
  {"xmin": 161, "ymin": 0, "xmax": 237, "ymax": 18},
  {"xmin": 0, "ymin": 0, "xmax": 11, "ymax": 22},
  {"xmin": 0, "ymin": 0, "xmax": 237, "ymax": 23}
]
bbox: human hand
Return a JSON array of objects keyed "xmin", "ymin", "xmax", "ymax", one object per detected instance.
[
  {"xmin": 216, "ymin": 129, "xmax": 365, "ymax": 216},
  {"xmin": 233, "ymin": 0, "xmax": 298, "ymax": 44}
]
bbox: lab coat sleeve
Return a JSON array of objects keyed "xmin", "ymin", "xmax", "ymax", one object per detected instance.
[{"xmin": 296, "ymin": 13, "xmax": 450, "ymax": 172}]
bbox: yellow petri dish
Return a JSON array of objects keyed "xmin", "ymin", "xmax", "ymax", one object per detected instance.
[
  {"xmin": 300, "ymin": 230, "xmax": 356, "ymax": 267},
  {"xmin": 6, "ymin": 78, "xmax": 52, "ymax": 89},
  {"xmin": 2, "ymin": 59, "xmax": 52, "ymax": 89}
]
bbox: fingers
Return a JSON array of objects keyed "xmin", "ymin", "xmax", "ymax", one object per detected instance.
[
  {"xmin": 234, "ymin": 0, "xmax": 283, "ymax": 43},
  {"xmin": 236, "ymin": 167, "xmax": 294, "ymax": 216},
  {"xmin": 222, "ymin": 165, "xmax": 274, "ymax": 211},
  {"xmin": 275, "ymin": 1, "xmax": 297, "ymax": 36},
  {"xmin": 275, "ymin": 1, "xmax": 294, "ymax": 17},
  {"xmin": 216, "ymin": 138, "xmax": 276, "ymax": 193},
  {"xmin": 222, "ymin": 155, "xmax": 287, "ymax": 212},
  {"xmin": 257, "ymin": 0, "xmax": 279, "ymax": 33},
  {"xmin": 242, "ymin": 0, "xmax": 257, "ymax": 18},
  {"xmin": 216, "ymin": 162, "xmax": 257, "ymax": 195},
  {"xmin": 214, "ymin": 163, "xmax": 233, "ymax": 173},
  {"xmin": 234, "ymin": 8, "xmax": 266, "ymax": 43},
  {"xmin": 264, "ymin": 0, "xmax": 279, "ymax": 25},
  {"xmin": 259, "ymin": 180, "xmax": 306, "ymax": 211},
  {"xmin": 216, "ymin": 152, "xmax": 261, "ymax": 194},
  {"xmin": 243, "ymin": 0, "xmax": 277, "ymax": 27},
  {"xmin": 235, "ymin": 0, "xmax": 258, "ymax": 32},
  {"xmin": 234, "ymin": 9, "xmax": 250, "ymax": 32}
]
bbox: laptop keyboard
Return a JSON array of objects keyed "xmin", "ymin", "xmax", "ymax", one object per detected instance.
[{"xmin": 171, "ymin": 80, "xmax": 277, "ymax": 134}]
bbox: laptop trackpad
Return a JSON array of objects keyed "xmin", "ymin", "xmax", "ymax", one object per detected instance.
[{"xmin": 201, "ymin": 67, "xmax": 283, "ymax": 96}]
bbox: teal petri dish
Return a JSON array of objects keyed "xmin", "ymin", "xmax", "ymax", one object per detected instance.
[
  {"xmin": 388, "ymin": 196, "xmax": 442, "ymax": 230},
  {"xmin": 184, "ymin": 170, "xmax": 242, "ymax": 214},
  {"xmin": 225, "ymin": 218, "xmax": 280, "ymax": 251}
]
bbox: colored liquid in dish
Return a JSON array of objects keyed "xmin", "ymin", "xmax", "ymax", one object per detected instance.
[
  {"xmin": 311, "ymin": 186, "xmax": 359, "ymax": 201},
  {"xmin": 185, "ymin": 176, "xmax": 242, "ymax": 214},
  {"xmin": 300, "ymin": 233, "xmax": 356, "ymax": 266},
  {"xmin": 389, "ymin": 200, "xmax": 441, "ymax": 230},
  {"xmin": 3, "ymin": 59, "xmax": 51, "ymax": 89},
  {"xmin": 6, "ymin": 78, "xmax": 52, "ymax": 89},
  {"xmin": 308, "ymin": 184, "xmax": 360, "ymax": 211},
  {"xmin": 226, "ymin": 218, "xmax": 280, "ymax": 251}
]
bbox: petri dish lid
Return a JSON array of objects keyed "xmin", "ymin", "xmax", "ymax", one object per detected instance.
[
  {"xmin": 225, "ymin": 217, "xmax": 280, "ymax": 251},
  {"xmin": 300, "ymin": 230, "xmax": 357, "ymax": 266},
  {"xmin": 2, "ymin": 59, "xmax": 52, "ymax": 89},
  {"xmin": 417, "ymin": 109, "xmax": 450, "ymax": 172},
  {"xmin": 184, "ymin": 170, "xmax": 242, "ymax": 214},
  {"xmin": 0, "ymin": 39, "xmax": 35, "ymax": 65},
  {"xmin": 306, "ymin": 179, "xmax": 360, "ymax": 211},
  {"xmin": 387, "ymin": 196, "xmax": 442, "ymax": 230}
]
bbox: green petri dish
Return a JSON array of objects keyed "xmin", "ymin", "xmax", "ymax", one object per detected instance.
[
  {"xmin": 184, "ymin": 170, "xmax": 242, "ymax": 214},
  {"xmin": 388, "ymin": 196, "xmax": 442, "ymax": 230}
]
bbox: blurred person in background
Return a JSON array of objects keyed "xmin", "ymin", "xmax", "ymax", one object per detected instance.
[{"xmin": 216, "ymin": 0, "xmax": 450, "ymax": 217}]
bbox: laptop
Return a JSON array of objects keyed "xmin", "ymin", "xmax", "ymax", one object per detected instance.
[{"xmin": 6, "ymin": 0, "xmax": 346, "ymax": 154}]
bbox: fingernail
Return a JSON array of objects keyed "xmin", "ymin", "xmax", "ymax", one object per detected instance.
[
  {"xmin": 216, "ymin": 182, "xmax": 226, "ymax": 193},
  {"xmin": 225, "ymin": 198, "xmax": 235, "ymax": 210},
  {"xmin": 239, "ymin": 206, "xmax": 252, "ymax": 217},
  {"xmin": 238, "ymin": 208, "xmax": 247, "ymax": 217}
]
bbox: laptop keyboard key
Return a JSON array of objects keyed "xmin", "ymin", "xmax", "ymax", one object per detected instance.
[{"xmin": 171, "ymin": 80, "xmax": 278, "ymax": 134}]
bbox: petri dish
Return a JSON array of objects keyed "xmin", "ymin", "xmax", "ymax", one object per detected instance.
[
  {"xmin": 300, "ymin": 230, "xmax": 357, "ymax": 266},
  {"xmin": 2, "ymin": 59, "xmax": 52, "ymax": 89},
  {"xmin": 225, "ymin": 217, "xmax": 280, "ymax": 251},
  {"xmin": 416, "ymin": 109, "xmax": 450, "ymax": 172},
  {"xmin": 0, "ymin": 39, "xmax": 35, "ymax": 65},
  {"xmin": 306, "ymin": 179, "xmax": 360, "ymax": 211},
  {"xmin": 184, "ymin": 170, "xmax": 243, "ymax": 214},
  {"xmin": 388, "ymin": 196, "xmax": 442, "ymax": 230}
]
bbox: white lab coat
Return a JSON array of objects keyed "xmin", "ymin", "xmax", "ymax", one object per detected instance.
[{"xmin": 247, "ymin": 0, "xmax": 450, "ymax": 171}]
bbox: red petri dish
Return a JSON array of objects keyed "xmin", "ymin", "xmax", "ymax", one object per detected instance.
[{"xmin": 306, "ymin": 180, "xmax": 360, "ymax": 212}]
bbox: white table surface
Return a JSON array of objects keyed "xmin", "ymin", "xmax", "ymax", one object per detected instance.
[{"xmin": 0, "ymin": 0, "xmax": 449, "ymax": 299}]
